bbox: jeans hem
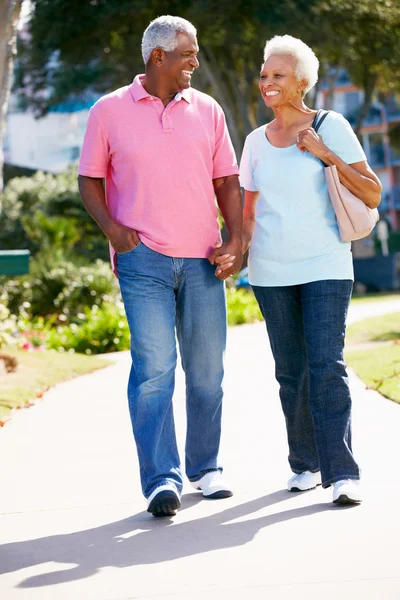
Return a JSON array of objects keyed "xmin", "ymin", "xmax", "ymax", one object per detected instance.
[
  {"xmin": 188, "ymin": 467, "xmax": 222, "ymax": 483},
  {"xmin": 322, "ymin": 474, "xmax": 360, "ymax": 489},
  {"xmin": 290, "ymin": 467, "xmax": 320, "ymax": 475}
]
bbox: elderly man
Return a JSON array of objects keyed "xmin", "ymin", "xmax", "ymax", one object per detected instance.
[{"xmin": 78, "ymin": 15, "xmax": 242, "ymax": 517}]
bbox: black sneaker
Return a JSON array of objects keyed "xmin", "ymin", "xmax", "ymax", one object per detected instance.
[{"xmin": 147, "ymin": 486, "xmax": 181, "ymax": 517}]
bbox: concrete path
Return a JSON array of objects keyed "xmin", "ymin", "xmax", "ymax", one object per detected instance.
[{"xmin": 1, "ymin": 299, "xmax": 400, "ymax": 599}]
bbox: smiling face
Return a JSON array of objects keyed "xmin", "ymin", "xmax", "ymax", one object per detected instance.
[
  {"xmin": 161, "ymin": 32, "xmax": 199, "ymax": 90},
  {"xmin": 259, "ymin": 54, "xmax": 305, "ymax": 108}
]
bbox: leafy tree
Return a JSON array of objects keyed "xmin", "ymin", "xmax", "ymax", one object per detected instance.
[
  {"xmin": 13, "ymin": 0, "xmax": 400, "ymax": 150},
  {"xmin": 15, "ymin": 0, "xmax": 319, "ymax": 154},
  {"xmin": 306, "ymin": 0, "xmax": 400, "ymax": 134}
]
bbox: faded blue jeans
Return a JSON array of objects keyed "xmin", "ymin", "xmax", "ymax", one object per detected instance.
[
  {"xmin": 253, "ymin": 280, "xmax": 360, "ymax": 487},
  {"xmin": 117, "ymin": 242, "xmax": 226, "ymax": 498}
]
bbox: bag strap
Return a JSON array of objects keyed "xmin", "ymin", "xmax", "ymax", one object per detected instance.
[
  {"xmin": 312, "ymin": 109, "xmax": 330, "ymax": 167},
  {"xmin": 312, "ymin": 109, "xmax": 330, "ymax": 133}
]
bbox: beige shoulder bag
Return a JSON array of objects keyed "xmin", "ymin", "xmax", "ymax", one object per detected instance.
[{"xmin": 313, "ymin": 110, "xmax": 379, "ymax": 242}]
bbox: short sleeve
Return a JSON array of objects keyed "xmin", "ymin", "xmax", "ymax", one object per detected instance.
[
  {"xmin": 320, "ymin": 112, "xmax": 367, "ymax": 165},
  {"xmin": 212, "ymin": 103, "xmax": 239, "ymax": 179},
  {"xmin": 239, "ymin": 135, "xmax": 258, "ymax": 191},
  {"xmin": 78, "ymin": 108, "xmax": 110, "ymax": 177}
]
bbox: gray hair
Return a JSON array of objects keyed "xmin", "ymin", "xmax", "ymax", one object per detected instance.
[
  {"xmin": 263, "ymin": 35, "xmax": 319, "ymax": 96},
  {"xmin": 142, "ymin": 15, "xmax": 197, "ymax": 65}
]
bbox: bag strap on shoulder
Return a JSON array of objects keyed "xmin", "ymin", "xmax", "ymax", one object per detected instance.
[{"xmin": 312, "ymin": 109, "xmax": 330, "ymax": 133}]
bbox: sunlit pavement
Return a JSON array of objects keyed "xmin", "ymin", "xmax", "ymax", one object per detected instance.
[{"xmin": 1, "ymin": 299, "xmax": 399, "ymax": 599}]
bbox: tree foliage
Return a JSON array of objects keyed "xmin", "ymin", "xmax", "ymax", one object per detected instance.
[{"xmin": 14, "ymin": 0, "xmax": 400, "ymax": 150}]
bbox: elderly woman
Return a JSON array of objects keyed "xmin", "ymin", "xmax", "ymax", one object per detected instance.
[{"xmin": 236, "ymin": 35, "xmax": 381, "ymax": 504}]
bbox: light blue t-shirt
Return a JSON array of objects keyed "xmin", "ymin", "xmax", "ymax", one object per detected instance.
[{"xmin": 239, "ymin": 111, "xmax": 367, "ymax": 286}]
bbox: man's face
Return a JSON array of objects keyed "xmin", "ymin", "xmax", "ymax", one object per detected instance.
[{"xmin": 161, "ymin": 32, "xmax": 199, "ymax": 90}]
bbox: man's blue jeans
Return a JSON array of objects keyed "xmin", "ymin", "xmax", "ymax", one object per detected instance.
[
  {"xmin": 117, "ymin": 242, "xmax": 226, "ymax": 498},
  {"xmin": 253, "ymin": 280, "xmax": 360, "ymax": 487}
]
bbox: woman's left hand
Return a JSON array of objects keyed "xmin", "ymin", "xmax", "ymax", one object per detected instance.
[{"xmin": 296, "ymin": 128, "xmax": 328, "ymax": 161}]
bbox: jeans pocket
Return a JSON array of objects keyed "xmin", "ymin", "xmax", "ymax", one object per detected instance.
[{"xmin": 116, "ymin": 241, "xmax": 142, "ymax": 256}]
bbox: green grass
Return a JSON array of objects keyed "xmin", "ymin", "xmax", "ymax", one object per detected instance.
[
  {"xmin": 0, "ymin": 348, "xmax": 113, "ymax": 421},
  {"xmin": 345, "ymin": 310, "xmax": 400, "ymax": 403},
  {"xmin": 346, "ymin": 345, "xmax": 400, "ymax": 404},
  {"xmin": 346, "ymin": 312, "xmax": 400, "ymax": 344},
  {"xmin": 350, "ymin": 292, "xmax": 399, "ymax": 305}
]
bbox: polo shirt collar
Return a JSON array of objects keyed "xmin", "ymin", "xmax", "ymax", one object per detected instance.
[{"xmin": 129, "ymin": 74, "xmax": 191, "ymax": 103}]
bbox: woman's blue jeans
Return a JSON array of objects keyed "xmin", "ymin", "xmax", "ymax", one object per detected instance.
[
  {"xmin": 253, "ymin": 279, "xmax": 360, "ymax": 487},
  {"xmin": 117, "ymin": 242, "xmax": 226, "ymax": 498}
]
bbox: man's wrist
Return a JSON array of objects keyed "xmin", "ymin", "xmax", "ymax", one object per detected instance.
[
  {"xmin": 227, "ymin": 232, "xmax": 242, "ymax": 243},
  {"xmin": 102, "ymin": 219, "xmax": 118, "ymax": 239}
]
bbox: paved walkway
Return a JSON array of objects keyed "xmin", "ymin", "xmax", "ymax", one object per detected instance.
[{"xmin": 1, "ymin": 299, "xmax": 400, "ymax": 599}]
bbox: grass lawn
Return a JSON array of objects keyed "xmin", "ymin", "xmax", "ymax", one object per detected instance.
[
  {"xmin": 345, "ymin": 311, "xmax": 400, "ymax": 404},
  {"xmin": 350, "ymin": 292, "xmax": 400, "ymax": 305},
  {"xmin": 346, "ymin": 312, "xmax": 400, "ymax": 344},
  {"xmin": 0, "ymin": 347, "xmax": 113, "ymax": 422},
  {"xmin": 346, "ymin": 345, "xmax": 400, "ymax": 404}
]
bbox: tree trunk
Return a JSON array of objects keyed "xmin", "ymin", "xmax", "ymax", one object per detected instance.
[
  {"xmin": 324, "ymin": 64, "xmax": 340, "ymax": 110},
  {"xmin": 199, "ymin": 46, "xmax": 242, "ymax": 160},
  {"xmin": 0, "ymin": 0, "xmax": 22, "ymax": 205},
  {"xmin": 354, "ymin": 71, "xmax": 378, "ymax": 137}
]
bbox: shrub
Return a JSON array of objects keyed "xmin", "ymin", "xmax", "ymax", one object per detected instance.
[
  {"xmin": 226, "ymin": 288, "xmax": 263, "ymax": 326},
  {"xmin": 0, "ymin": 166, "xmax": 108, "ymax": 261},
  {"xmin": 0, "ymin": 302, "xmax": 18, "ymax": 349},
  {"xmin": 47, "ymin": 302, "xmax": 130, "ymax": 354},
  {"xmin": 2, "ymin": 256, "xmax": 119, "ymax": 318}
]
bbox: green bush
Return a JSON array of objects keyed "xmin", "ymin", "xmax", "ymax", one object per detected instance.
[
  {"xmin": 0, "ymin": 302, "xmax": 19, "ymax": 349},
  {"xmin": 226, "ymin": 287, "xmax": 263, "ymax": 325},
  {"xmin": 2, "ymin": 255, "xmax": 119, "ymax": 318},
  {"xmin": 0, "ymin": 166, "xmax": 108, "ymax": 261},
  {"xmin": 46, "ymin": 302, "xmax": 130, "ymax": 354}
]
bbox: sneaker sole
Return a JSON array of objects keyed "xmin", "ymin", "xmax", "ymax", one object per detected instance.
[
  {"xmin": 203, "ymin": 489, "xmax": 233, "ymax": 499},
  {"xmin": 333, "ymin": 494, "xmax": 362, "ymax": 505},
  {"xmin": 147, "ymin": 490, "xmax": 181, "ymax": 517},
  {"xmin": 288, "ymin": 483, "xmax": 321, "ymax": 493}
]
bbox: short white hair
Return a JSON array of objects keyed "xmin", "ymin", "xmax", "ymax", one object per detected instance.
[
  {"xmin": 263, "ymin": 35, "xmax": 319, "ymax": 96},
  {"xmin": 141, "ymin": 15, "xmax": 197, "ymax": 65}
]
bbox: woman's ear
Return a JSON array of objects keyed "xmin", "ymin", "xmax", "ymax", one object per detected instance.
[{"xmin": 298, "ymin": 79, "xmax": 307, "ymax": 94}]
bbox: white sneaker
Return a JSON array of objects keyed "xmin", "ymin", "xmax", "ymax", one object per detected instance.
[
  {"xmin": 333, "ymin": 479, "xmax": 362, "ymax": 505},
  {"xmin": 147, "ymin": 484, "xmax": 181, "ymax": 517},
  {"xmin": 287, "ymin": 470, "xmax": 322, "ymax": 492},
  {"xmin": 191, "ymin": 471, "xmax": 233, "ymax": 499}
]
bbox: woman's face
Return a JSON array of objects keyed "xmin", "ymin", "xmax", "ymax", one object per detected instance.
[{"xmin": 259, "ymin": 54, "xmax": 303, "ymax": 108}]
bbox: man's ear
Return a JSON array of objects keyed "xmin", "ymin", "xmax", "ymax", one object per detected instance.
[{"xmin": 150, "ymin": 47, "xmax": 164, "ymax": 67}]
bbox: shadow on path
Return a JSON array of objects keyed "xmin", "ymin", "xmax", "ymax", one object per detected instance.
[{"xmin": 1, "ymin": 490, "xmax": 339, "ymax": 589}]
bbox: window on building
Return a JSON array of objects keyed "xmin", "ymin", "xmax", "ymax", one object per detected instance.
[
  {"xmin": 368, "ymin": 133, "xmax": 385, "ymax": 168},
  {"xmin": 344, "ymin": 92, "xmax": 360, "ymax": 118}
]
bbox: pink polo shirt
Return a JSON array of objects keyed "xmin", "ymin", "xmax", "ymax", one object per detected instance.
[{"xmin": 78, "ymin": 75, "xmax": 239, "ymax": 269}]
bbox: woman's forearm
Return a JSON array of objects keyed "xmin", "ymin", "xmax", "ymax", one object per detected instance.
[
  {"xmin": 321, "ymin": 150, "xmax": 382, "ymax": 209},
  {"xmin": 242, "ymin": 216, "xmax": 256, "ymax": 253}
]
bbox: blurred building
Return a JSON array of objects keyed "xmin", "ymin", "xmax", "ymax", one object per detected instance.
[{"xmin": 3, "ymin": 94, "xmax": 95, "ymax": 174}]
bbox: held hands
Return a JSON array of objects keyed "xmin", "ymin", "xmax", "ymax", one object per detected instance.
[
  {"xmin": 107, "ymin": 222, "xmax": 140, "ymax": 253},
  {"xmin": 208, "ymin": 238, "xmax": 243, "ymax": 281},
  {"xmin": 296, "ymin": 128, "xmax": 329, "ymax": 161}
]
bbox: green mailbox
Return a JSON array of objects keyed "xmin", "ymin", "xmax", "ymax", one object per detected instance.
[{"xmin": 0, "ymin": 250, "xmax": 30, "ymax": 275}]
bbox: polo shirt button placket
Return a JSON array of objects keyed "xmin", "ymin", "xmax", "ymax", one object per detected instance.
[{"xmin": 162, "ymin": 110, "xmax": 172, "ymax": 133}]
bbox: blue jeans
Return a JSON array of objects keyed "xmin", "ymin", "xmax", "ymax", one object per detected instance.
[
  {"xmin": 117, "ymin": 242, "xmax": 226, "ymax": 498},
  {"xmin": 253, "ymin": 280, "xmax": 360, "ymax": 487}
]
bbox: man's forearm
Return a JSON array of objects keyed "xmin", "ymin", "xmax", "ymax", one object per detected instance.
[
  {"xmin": 214, "ymin": 175, "xmax": 242, "ymax": 240},
  {"xmin": 78, "ymin": 175, "xmax": 115, "ymax": 237}
]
